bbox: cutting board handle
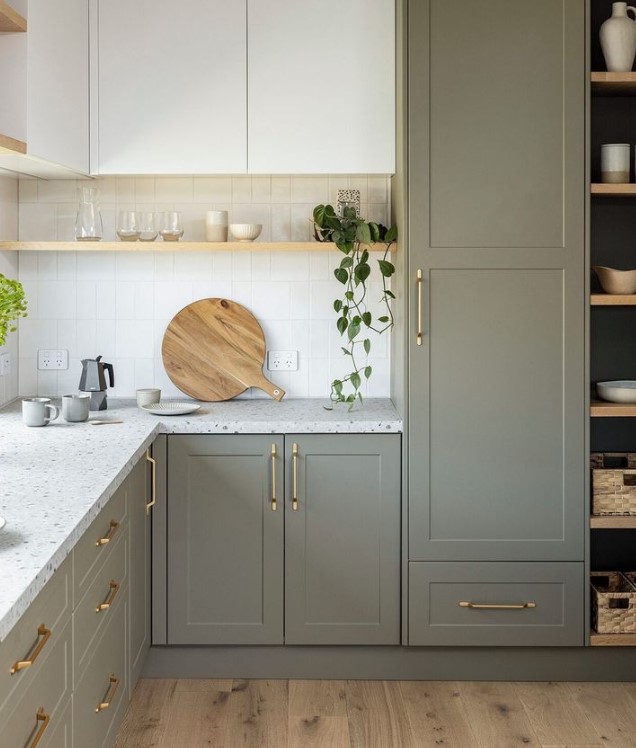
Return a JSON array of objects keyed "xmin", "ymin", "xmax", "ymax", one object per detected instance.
[{"xmin": 254, "ymin": 373, "xmax": 285, "ymax": 401}]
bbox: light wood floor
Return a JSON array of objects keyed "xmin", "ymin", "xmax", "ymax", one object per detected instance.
[{"xmin": 114, "ymin": 678, "xmax": 636, "ymax": 747}]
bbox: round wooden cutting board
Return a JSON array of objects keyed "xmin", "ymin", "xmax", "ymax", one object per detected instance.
[{"xmin": 161, "ymin": 298, "xmax": 285, "ymax": 402}]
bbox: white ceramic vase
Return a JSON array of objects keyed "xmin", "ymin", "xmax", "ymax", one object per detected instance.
[{"xmin": 600, "ymin": 2, "xmax": 636, "ymax": 72}]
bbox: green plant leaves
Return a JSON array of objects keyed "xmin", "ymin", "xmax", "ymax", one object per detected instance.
[
  {"xmin": 0, "ymin": 274, "xmax": 27, "ymax": 348},
  {"xmin": 363, "ymin": 338, "xmax": 371, "ymax": 354},
  {"xmin": 385, "ymin": 224, "xmax": 398, "ymax": 242},
  {"xmin": 333, "ymin": 299, "xmax": 343, "ymax": 312},
  {"xmin": 350, "ymin": 371, "xmax": 361, "ymax": 390},
  {"xmin": 336, "ymin": 316, "xmax": 348, "ymax": 335},
  {"xmin": 378, "ymin": 260, "xmax": 395, "ymax": 277},
  {"xmin": 354, "ymin": 263, "xmax": 371, "ymax": 284},
  {"xmin": 334, "ymin": 268, "xmax": 348, "ymax": 284},
  {"xmin": 364, "ymin": 366, "xmax": 373, "ymax": 379},
  {"xmin": 356, "ymin": 223, "xmax": 371, "ymax": 244},
  {"xmin": 362, "ymin": 312, "xmax": 372, "ymax": 327}
]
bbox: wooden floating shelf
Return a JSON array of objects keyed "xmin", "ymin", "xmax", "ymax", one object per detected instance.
[
  {"xmin": 591, "ymin": 294, "xmax": 636, "ymax": 306},
  {"xmin": 590, "ymin": 631, "xmax": 636, "ymax": 646},
  {"xmin": 590, "ymin": 400, "xmax": 636, "ymax": 417},
  {"xmin": 0, "ymin": 133, "xmax": 27, "ymax": 155},
  {"xmin": 0, "ymin": 241, "xmax": 396, "ymax": 253},
  {"xmin": 591, "ymin": 183, "xmax": 636, "ymax": 197},
  {"xmin": 591, "ymin": 72, "xmax": 636, "ymax": 96},
  {"xmin": 590, "ymin": 515, "xmax": 636, "ymax": 529},
  {"xmin": 0, "ymin": 1, "xmax": 26, "ymax": 32}
]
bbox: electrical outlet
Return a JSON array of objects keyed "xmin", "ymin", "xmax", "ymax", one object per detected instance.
[
  {"xmin": 267, "ymin": 350, "xmax": 298, "ymax": 371},
  {"xmin": 0, "ymin": 352, "xmax": 9, "ymax": 377},
  {"xmin": 38, "ymin": 349, "xmax": 69, "ymax": 370}
]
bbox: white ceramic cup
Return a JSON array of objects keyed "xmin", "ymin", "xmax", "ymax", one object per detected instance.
[
  {"xmin": 62, "ymin": 393, "xmax": 90, "ymax": 422},
  {"xmin": 601, "ymin": 143, "xmax": 630, "ymax": 183},
  {"xmin": 136, "ymin": 388, "xmax": 161, "ymax": 407},
  {"xmin": 22, "ymin": 397, "xmax": 59, "ymax": 427},
  {"xmin": 205, "ymin": 210, "xmax": 229, "ymax": 242}
]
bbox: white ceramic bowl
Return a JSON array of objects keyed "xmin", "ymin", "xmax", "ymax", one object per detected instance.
[
  {"xmin": 597, "ymin": 380, "xmax": 636, "ymax": 403},
  {"xmin": 229, "ymin": 223, "xmax": 262, "ymax": 242},
  {"xmin": 592, "ymin": 266, "xmax": 636, "ymax": 295}
]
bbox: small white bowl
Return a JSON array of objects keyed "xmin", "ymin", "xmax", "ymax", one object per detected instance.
[
  {"xmin": 592, "ymin": 266, "xmax": 636, "ymax": 295},
  {"xmin": 229, "ymin": 223, "xmax": 262, "ymax": 242},
  {"xmin": 597, "ymin": 380, "xmax": 636, "ymax": 403}
]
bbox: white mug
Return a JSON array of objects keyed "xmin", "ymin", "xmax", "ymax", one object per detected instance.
[
  {"xmin": 62, "ymin": 394, "xmax": 90, "ymax": 422},
  {"xmin": 22, "ymin": 398, "xmax": 59, "ymax": 427},
  {"xmin": 136, "ymin": 388, "xmax": 161, "ymax": 408}
]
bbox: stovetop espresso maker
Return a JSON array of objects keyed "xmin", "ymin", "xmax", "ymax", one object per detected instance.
[{"xmin": 79, "ymin": 355, "xmax": 114, "ymax": 411}]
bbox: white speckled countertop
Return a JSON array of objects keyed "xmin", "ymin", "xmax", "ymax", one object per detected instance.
[{"xmin": 0, "ymin": 397, "xmax": 401, "ymax": 642}]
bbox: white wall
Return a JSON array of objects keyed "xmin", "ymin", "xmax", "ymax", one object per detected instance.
[
  {"xmin": 0, "ymin": 174, "xmax": 19, "ymax": 406},
  {"xmin": 17, "ymin": 175, "xmax": 392, "ymax": 399}
]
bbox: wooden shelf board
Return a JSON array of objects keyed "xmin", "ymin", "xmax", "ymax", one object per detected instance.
[
  {"xmin": 0, "ymin": 1, "xmax": 26, "ymax": 32},
  {"xmin": 591, "ymin": 72, "xmax": 636, "ymax": 96},
  {"xmin": 0, "ymin": 133, "xmax": 26, "ymax": 155},
  {"xmin": 590, "ymin": 631, "xmax": 636, "ymax": 646},
  {"xmin": 590, "ymin": 515, "xmax": 636, "ymax": 529},
  {"xmin": 591, "ymin": 400, "xmax": 636, "ymax": 417},
  {"xmin": 0, "ymin": 240, "xmax": 396, "ymax": 253},
  {"xmin": 591, "ymin": 293, "xmax": 636, "ymax": 306},
  {"xmin": 591, "ymin": 183, "xmax": 636, "ymax": 197}
]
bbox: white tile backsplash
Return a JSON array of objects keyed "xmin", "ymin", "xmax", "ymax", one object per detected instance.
[{"xmin": 15, "ymin": 174, "xmax": 391, "ymax": 398}]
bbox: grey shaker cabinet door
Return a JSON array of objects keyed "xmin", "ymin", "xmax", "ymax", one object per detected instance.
[
  {"xmin": 284, "ymin": 435, "xmax": 401, "ymax": 645},
  {"xmin": 167, "ymin": 435, "xmax": 284, "ymax": 645},
  {"xmin": 408, "ymin": 0, "xmax": 585, "ymax": 563}
]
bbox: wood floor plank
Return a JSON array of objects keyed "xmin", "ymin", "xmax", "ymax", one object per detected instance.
[
  {"xmin": 289, "ymin": 679, "xmax": 347, "ymax": 717},
  {"xmin": 114, "ymin": 679, "xmax": 177, "ymax": 748},
  {"xmin": 175, "ymin": 678, "xmax": 234, "ymax": 693},
  {"xmin": 514, "ymin": 682, "xmax": 601, "ymax": 746},
  {"xmin": 345, "ymin": 680, "xmax": 414, "ymax": 748},
  {"xmin": 568, "ymin": 683, "xmax": 636, "ymax": 747},
  {"xmin": 459, "ymin": 681, "xmax": 541, "ymax": 747},
  {"xmin": 288, "ymin": 716, "xmax": 350, "ymax": 747},
  {"xmin": 541, "ymin": 744, "xmax": 605, "ymax": 747},
  {"xmin": 158, "ymin": 690, "xmax": 232, "ymax": 747},
  {"xmin": 224, "ymin": 679, "xmax": 289, "ymax": 748},
  {"xmin": 400, "ymin": 680, "xmax": 479, "ymax": 747}
]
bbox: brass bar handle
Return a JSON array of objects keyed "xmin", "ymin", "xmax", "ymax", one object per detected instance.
[
  {"xmin": 10, "ymin": 624, "xmax": 51, "ymax": 674},
  {"xmin": 459, "ymin": 601, "xmax": 537, "ymax": 610},
  {"xmin": 96, "ymin": 519, "xmax": 119, "ymax": 547},
  {"xmin": 270, "ymin": 444, "xmax": 277, "ymax": 511},
  {"xmin": 292, "ymin": 443, "xmax": 299, "ymax": 511},
  {"xmin": 416, "ymin": 269, "xmax": 423, "ymax": 346},
  {"xmin": 26, "ymin": 708, "xmax": 50, "ymax": 748},
  {"xmin": 145, "ymin": 449, "xmax": 156, "ymax": 516},
  {"xmin": 95, "ymin": 674, "xmax": 120, "ymax": 712},
  {"xmin": 96, "ymin": 580, "xmax": 120, "ymax": 613}
]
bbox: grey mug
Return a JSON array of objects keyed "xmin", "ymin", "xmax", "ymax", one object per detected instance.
[{"xmin": 62, "ymin": 394, "xmax": 90, "ymax": 423}]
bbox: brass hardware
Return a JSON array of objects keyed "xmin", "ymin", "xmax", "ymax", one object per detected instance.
[
  {"xmin": 416, "ymin": 269, "xmax": 423, "ymax": 346},
  {"xmin": 96, "ymin": 519, "xmax": 119, "ymax": 547},
  {"xmin": 26, "ymin": 708, "xmax": 50, "ymax": 748},
  {"xmin": 95, "ymin": 674, "xmax": 120, "ymax": 712},
  {"xmin": 270, "ymin": 444, "xmax": 277, "ymax": 511},
  {"xmin": 292, "ymin": 443, "xmax": 299, "ymax": 511},
  {"xmin": 96, "ymin": 580, "xmax": 120, "ymax": 612},
  {"xmin": 10, "ymin": 624, "xmax": 51, "ymax": 674},
  {"xmin": 145, "ymin": 449, "xmax": 156, "ymax": 516},
  {"xmin": 459, "ymin": 601, "xmax": 537, "ymax": 610}
]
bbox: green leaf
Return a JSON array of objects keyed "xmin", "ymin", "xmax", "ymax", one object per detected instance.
[
  {"xmin": 332, "ymin": 379, "xmax": 343, "ymax": 395},
  {"xmin": 350, "ymin": 371, "xmax": 361, "ymax": 390},
  {"xmin": 341, "ymin": 347, "xmax": 351, "ymax": 356},
  {"xmin": 346, "ymin": 394, "xmax": 356, "ymax": 403},
  {"xmin": 313, "ymin": 204, "xmax": 326, "ymax": 226},
  {"xmin": 354, "ymin": 263, "xmax": 371, "ymax": 283},
  {"xmin": 336, "ymin": 316, "xmax": 348, "ymax": 335},
  {"xmin": 362, "ymin": 312, "xmax": 372, "ymax": 327},
  {"xmin": 325, "ymin": 204, "xmax": 336, "ymax": 217},
  {"xmin": 363, "ymin": 338, "xmax": 371, "ymax": 354},
  {"xmin": 378, "ymin": 315, "xmax": 389, "ymax": 323},
  {"xmin": 352, "ymin": 315, "xmax": 361, "ymax": 326},
  {"xmin": 360, "ymin": 250, "xmax": 369, "ymax": 265},
  {"xmin": 348, "ymin": 322, "xmax": 360, "ymax": 341},
  {"xmin": 326, "ymin": 215, "xmax": 342, "ymax": 231},
  {"xmin": 334, "ymin": 268, "xmax": 348, "ymax": 284},
  {"xmin": 385, "ymin": 224, "xmax": 398, "ymax": 242},
  {"xmin": 343, "ymin": 206, "xmax": 357, "ymax": 220},
  {"xmin": 333, "ymin": 299, "xmax": 343, "ymax": 313},
  {"xmin": 340, "ymin": 256, "xmax": 353, "ymax": 269},
  {"xmin": 345, "ymin": 291, "xmax": 354, "ymax": 301},
  {"xmin": 385, "ymin": 290, "xmax": 396, "ymax": 299},
  {"xmin": 378, "ymin": 260, "xmax": 395, "ymax": 278},
  {"xmin": 356, "ymin": 223, "xmax": 372, "ymax": 244},
  {"xmin": 364, "ymin": 366, "xmax": 373, "ymax": 379},
  {"xmin": 369, "ymin": 222, "xmax": 380, "ymax": 242}
]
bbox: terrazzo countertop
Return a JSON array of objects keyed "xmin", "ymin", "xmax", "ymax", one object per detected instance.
[{"xmin": 0, "ymin": 397, "xmax": 401, "ymax": 642}]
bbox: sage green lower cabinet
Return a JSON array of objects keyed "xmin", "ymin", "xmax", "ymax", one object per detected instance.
[
  {"xmin": 166, "ymin": 433, "xmax": 401, "ymax": 646},
  {"xmin": 409, "ymin": 562, "xmax": 584, "ymax": 646}
]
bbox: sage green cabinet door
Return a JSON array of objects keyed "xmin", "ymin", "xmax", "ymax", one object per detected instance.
[
  {"xmin": 408, "ymin": 0, "xmax": 585, "ymax": 562},
  {"xmin": 284, "ymin": 435, "xmax": 401, "ymax": 645},
  {"xmin": 129, "ymin": 454, "xmax": 151, "ymax": 688},
  {"xmin": 167, "ymin": 435, "xmax": 284, "ymax": 645}
]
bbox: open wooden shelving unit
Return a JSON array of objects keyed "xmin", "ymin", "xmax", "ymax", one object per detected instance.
[
  {"xmin": 591, "ymin": 183, "xmax": 636, "ymax": 196},
  {"xmin": 591, "ymin": 71, "xmax": 636, "ymax": 96},
  {"xmin": 591, "ymin": 293, "xmax": 636, "ymax": 305},
  {"xmin": 590, "ymin": 400, "xmax": 636, "ymax": 417},
  {"xmin": 0, "ymin": 240, "xmax": 395, "ymax": 253},
  {"xmin": 590, "ymin": 515, "xmax": 636, "ymax": 529},
  {"xmin": 590, "ymin": 632, "xmax": 636, "ymax": 646}
]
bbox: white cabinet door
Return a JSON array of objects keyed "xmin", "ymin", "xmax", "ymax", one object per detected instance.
[
  {"xmin": 96, "ymin": 0, "xmax": 246, "ymax": 174},
  {"xmin": 247, "ymin": 0, "xmax": 395, "ymax": 174},
  {"xmin": 27, "ymin": 0, "xmax": 90, "ymax": 173}
]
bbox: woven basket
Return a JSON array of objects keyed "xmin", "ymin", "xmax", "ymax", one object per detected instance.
[
  {"xmin": 591, "ymin": 453, "xmax": 636, "ymax": 515},
  {"xmin": 591, "ymin": 571, "xmax": 636, "ymax": 634}
]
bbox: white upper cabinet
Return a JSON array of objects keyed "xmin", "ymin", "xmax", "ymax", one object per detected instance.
[
  {"xmin": 247, "ymin": 0, "xmax": 395, "ymax": 174},
  {"xmin": 96, "ymin": 0, "xmax": 247, "ymax": 174}
]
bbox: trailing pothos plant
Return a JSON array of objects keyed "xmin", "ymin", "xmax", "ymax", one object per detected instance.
[
  {"xmin": 0, "ymin": 273, "xmax": 27, "ymax": 347},
  {"xmin": 313, "ymin": 204, "xmax": 397, "ymax": 409}
]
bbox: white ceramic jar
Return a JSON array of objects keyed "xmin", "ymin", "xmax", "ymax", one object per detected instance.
[
  {"xmin": 600, "ymin": 2, "xmax": 636, "ymax": 72},
  {"xmin": 205, "ymin": 210, "xmax": 229, "ymax": 242},
  {"xmin": 601, "ymin": 143, "xmax": 631, "ymax": 183}
]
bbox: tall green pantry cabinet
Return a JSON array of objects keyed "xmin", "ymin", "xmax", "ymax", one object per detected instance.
[{"xmin": 405, "ymin": 0, "xmax": 586, "ymax": 645}]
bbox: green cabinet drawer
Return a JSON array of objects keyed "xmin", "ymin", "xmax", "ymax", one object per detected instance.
[
  {"xmin": 0, "ymin": 618, "xmax": 72, "ymax": 748},
  {"xmin": 74, "ymin": 483, "xmax": 127, "ymax": 603},
  {"xmin": 0, "ymin": 555, "xmax": 71, "ymax": 715},
  {"xmin": 409, "ymin": 562, "xmax": 584, "ymax": 646}
]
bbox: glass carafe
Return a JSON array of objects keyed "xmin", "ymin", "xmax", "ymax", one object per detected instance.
[{"xmin": 75, "ymin": 187, "xmax": 103, "ymax": 241}]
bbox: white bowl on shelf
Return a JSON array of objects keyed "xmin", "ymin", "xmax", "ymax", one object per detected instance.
[
  {"xmin": 597, "ymin": 380, "xmax": 636, "ymax": 403},
  {"xmin": 229, "ymin": 223, "xmax": 262, "ymax": 242},
  {"xmin": 592, "ymin": 266, "xmax": 636, "ymax": 295}
]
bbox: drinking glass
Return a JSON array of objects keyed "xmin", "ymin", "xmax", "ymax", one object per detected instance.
[
  {"xmin": 138, "ymin": 212, "xmax": 158, "ymax": 242},
  {"xmin": 116, "ymin": 210, "xmax": 140, "ymax": 241},
  {"xmin": 160, "ymin": 212, "xmax": 184, "ymax": 241},
  {"xmin": 75, "ymin": 187, "xmax": 103, "ymax": 241}
]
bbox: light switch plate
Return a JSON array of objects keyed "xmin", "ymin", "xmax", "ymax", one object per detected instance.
[{"xmin": 38, "ymin": 349, "xmax": 69, "ymax": 370}]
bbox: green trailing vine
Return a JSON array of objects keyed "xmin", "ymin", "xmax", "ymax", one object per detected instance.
[
  {"xmin": 313, "ymin": 204, "xmax": 397, "ymax": 409},
  {"xmin": 0, "ymin": 273, "xmax": 27, "ymax": 348}
]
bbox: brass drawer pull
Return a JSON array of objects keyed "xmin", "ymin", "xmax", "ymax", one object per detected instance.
[
  {"xmin": 416, "ymin": 269, "xmax": 423, "ymax": 346},
  {"xmin": 96, "ymin": 520, "xmax": 119, "ymax": 547},
  {"xmin": 95, "ymin": 674, "xmax": 120, "ymax": 712},
  {"xmin": 96, "ymin": 580, "xmax": 120, "ymax": 612},
  {"xmin": 459, "ymin": 601, "xmax": 537, "ymax": 610},
  {"xmin": 270, "ymin": 444, "xmax": 277, "ymax": 511},
  {"xmin": 146, "ymin": 449, "xmax": 156, "ymax": 516},
  {"xmin": 26, "ymin": 708, "xmax": 50, "ymax": 748},
  {"xmin": 292, "ymin": 443, "xmax": 299, "ymax": 511},
  {"xmin": 10, "ymin": 624, "xmax": 51, "ymax": 674}
]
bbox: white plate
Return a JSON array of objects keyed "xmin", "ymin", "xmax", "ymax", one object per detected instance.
[
  {"xmin": 140, "ymin": 402, "xmax": 201, "ymax": 416},
  {"xmin": 0, "ymin": 516, "xmax": 5, "ymax": 532},
  {"xmin": 597, "ymin": 380, "xmax": 636, "ymax": 403}
]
